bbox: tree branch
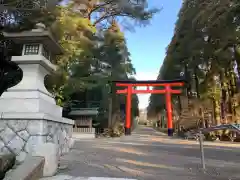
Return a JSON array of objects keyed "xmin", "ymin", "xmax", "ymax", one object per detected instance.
[{"xmin": 87, "ymin": 0, "xmax": 115, "ymax": 20}]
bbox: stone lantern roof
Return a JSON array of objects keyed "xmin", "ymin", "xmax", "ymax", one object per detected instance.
[{"xmin": 3, "ymin": 23, "xmax": 63, "ymax": 55}]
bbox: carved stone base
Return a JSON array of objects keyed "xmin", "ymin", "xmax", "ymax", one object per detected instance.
[{"xmin": 0, "ymin": 113, "xmax": 74, "ymax": 163}]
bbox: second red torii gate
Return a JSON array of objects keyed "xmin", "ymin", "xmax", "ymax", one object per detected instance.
[{"xmin": 114, "ymin": 79, "xmax": 184, "ymax": 136}]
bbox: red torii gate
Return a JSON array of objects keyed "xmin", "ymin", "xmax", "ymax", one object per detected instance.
[{"xmin": 114, "ymin": 79, "xmax": 184, "ymax": 136}]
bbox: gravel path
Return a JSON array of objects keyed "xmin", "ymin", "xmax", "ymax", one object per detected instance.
[{"xmin": 51, "ymin": 126, "xmax": 240, "ymax": 180}]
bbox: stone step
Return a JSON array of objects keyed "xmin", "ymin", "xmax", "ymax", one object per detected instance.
[
  {"xmin": 181, "ymin": 116, "xmax": 198, "ymax": 119},
  {"xmin": 178, "ymin": 117, "xmax": 199, "ymax": 124},
  {"xmin": 180, "ymin": 115, "xmax": 201, "ymax": 119},
  {"xmin": 4, "ymin": 156, "xmax": 44, "ymax": 180},
  {"xmin": 179, "ymin": 119, "xmax": 197, "ymax": 123}
]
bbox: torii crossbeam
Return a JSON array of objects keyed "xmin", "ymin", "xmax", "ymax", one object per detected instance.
[{"xmin": 114, "ymin": 79, "xmax": 184, "ymax": 136}]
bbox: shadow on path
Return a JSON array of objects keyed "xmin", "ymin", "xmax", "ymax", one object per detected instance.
[{"xmin": 58, "ymin": 126, "xmax": 240, "ymax": 180}]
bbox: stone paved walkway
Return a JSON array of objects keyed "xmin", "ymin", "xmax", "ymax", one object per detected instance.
[
  {"xmin": 41, "ymin": 175, "xmax": 137, "ymax": 180},
  {"xmin": 45, "ymin": 126, "xmax": 240, "ymax": 180}
]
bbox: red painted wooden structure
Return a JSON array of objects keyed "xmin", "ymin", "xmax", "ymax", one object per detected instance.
[{"xmin": 114, "ymin": 80, "xmax": 184, "ymax": 136}]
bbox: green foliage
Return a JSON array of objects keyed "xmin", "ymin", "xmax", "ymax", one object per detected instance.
[
  {"xmin": 3, "ymin": 0, "xmax": 157, "ymax": 130},
  {"xmin": 43, "ymin": 3, "xmax": 140, "ymax": 132},
  {"xmin": 72, "ymin": 0, "xmax": 159, "ymax": 29},
  {"xmin": 52, "ymin": 85, "xmax": 65, "ymax": 106},
  {"xmin": 148, "ymin": 0, "xmax": 240, "ymax": 130},
  {"xmin": 1, "ymin": 0, "xmax": 59, "ymax": 31}
]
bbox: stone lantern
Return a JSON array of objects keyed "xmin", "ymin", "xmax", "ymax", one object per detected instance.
[
  {"xmin": 0, "ymin": 24, "xmax": 74, "ymax": 172},
  {"xmin": 1, "ymin": 23, "xmax": 62, "ymax": 116}
]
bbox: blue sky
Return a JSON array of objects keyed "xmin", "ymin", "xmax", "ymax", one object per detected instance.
[{"xmin": 125, "ymin": 0, "xmax": 182, "ymax": 109}]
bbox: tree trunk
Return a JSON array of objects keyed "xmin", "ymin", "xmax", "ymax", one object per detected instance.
[
  {"xmin": 220, "ymin": 69, "xmax": 227, "ymax": 120},
  {"xmin": 213, "ymin": 98, "xmax": 222, "ymax": 136},
  {"xmin": 214, "ymin": 99, "xmax": 221, "ymax": 125},
  {"xmin": 228, "ymin": 62, "xmax": 237, "ymax": 117},
  {"xmin": 234, "ymin": 45, "xmax": 240, "ymax": 77}
]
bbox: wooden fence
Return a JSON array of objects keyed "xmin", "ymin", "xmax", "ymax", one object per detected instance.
[{"xmin": 73, "ymin": 127, "xmax": 95, "ymax": 133}]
